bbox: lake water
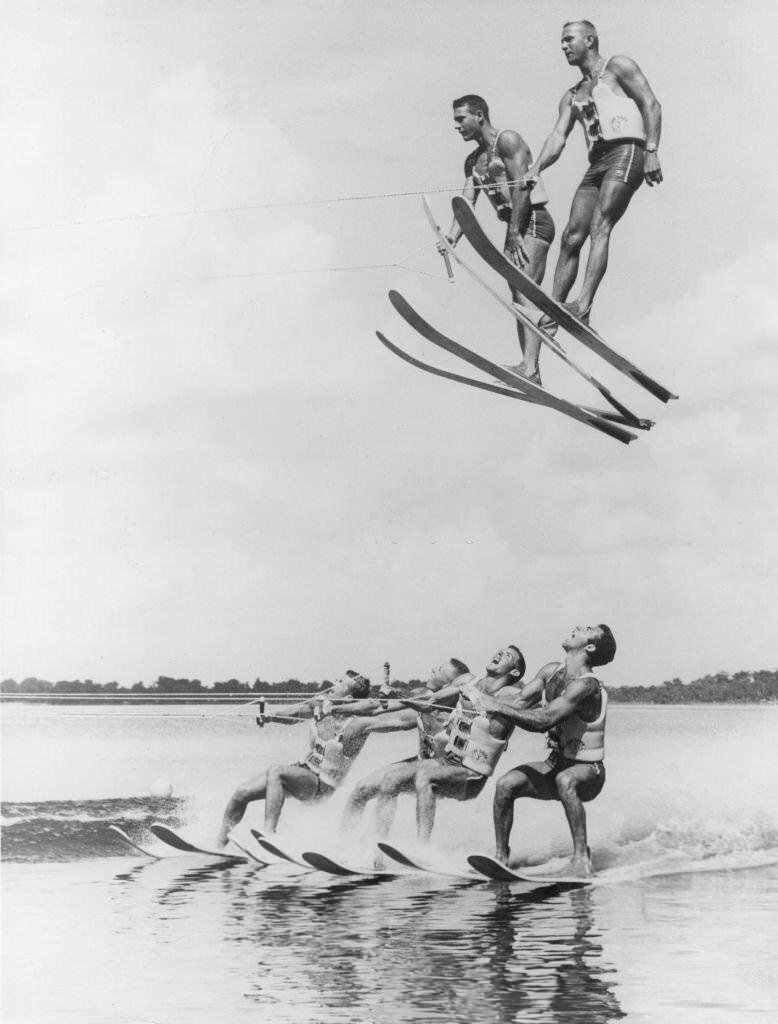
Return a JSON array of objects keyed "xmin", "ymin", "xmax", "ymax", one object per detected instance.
[{"xmin": 2, "ymin": 702, "xmax": 778, "ymax": 1023}]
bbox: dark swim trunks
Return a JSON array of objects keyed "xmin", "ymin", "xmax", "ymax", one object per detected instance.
[
  {"xmin": 578, "ymin": 139, "xmax": 644, "ymax": 193},
  {"xmin": 512, "ymin": 751, "xmax": 605, "ymax": 803},
  {"xmin": 295, "ymin": 762, "xmax": 336, "ymax": 799},
  {"xmin": 526, "ymin": 205, "xmax": 555, "ymax": 245}
]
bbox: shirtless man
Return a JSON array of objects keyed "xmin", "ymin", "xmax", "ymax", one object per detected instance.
[
  {"xmin": 216, "ymin": 670, "xmax": 405, "ymax": 843},
  {"xmin": 440, "ymin": 95, "xmax": 555, "ymax": 385},
  {"xmin": 480, "ymin": 624, "xmax": 616, "ymax": 878},
  {"xmin": 340, "ymin": 657, "xmax": 473, "ymax": 840},
  {"xmin": 408, "ymin": 644, "xmax": 527, "ymax": 843},
  {"xmin": 520, "ymin": 21, "xmax": 662, "ymax": 343}
]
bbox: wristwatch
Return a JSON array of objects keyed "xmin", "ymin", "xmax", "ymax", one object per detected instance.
[{"xmin": 645, "ymin": 143, "xmax": 658, "ymax": 153}]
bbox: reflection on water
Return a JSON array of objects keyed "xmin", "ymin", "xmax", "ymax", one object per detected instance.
[{"xmin": 108, "ymin": 862, "xmax": 625, "ymax": 1024}]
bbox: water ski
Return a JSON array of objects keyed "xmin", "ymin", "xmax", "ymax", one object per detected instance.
[
  {"xmin": 301, "ymin": 850, "xmax": 397, "ymax": 878},
  {"xmin": 250, "ymin": 828, "xmax": 311, "ymax": 870},
  {"xmin": 149, "ymin": 822, "xmax": 248, "ymax": 862},
  {"xmin": 467, "ymin": 853, "xmax": 593, "ymax": 886},
  {"xmin": 109, "ymin": 824, "xmax": 162, "ymax": 859}
]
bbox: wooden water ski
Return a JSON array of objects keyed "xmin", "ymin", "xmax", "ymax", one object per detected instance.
[
  {"xmin": 467, "ymin": 853, "xmax": 592, "ymax": 886},
  {"xmin": 376, "ymin": 330, "xmax": 650, "ymax": 429},
  {"xmin": 423, "ymin": 196, "xmax": 652, "ymax": 429},
  {"xmin": 302, "ymin": 850, "xmax": 397, "ymax": 878},
  {"xmin": 149, "ymin": 822, "xmax": 247, "ymax": 862},
  {"xmin": 388, "ymin": 290, "xmax": 637, "ymax": 444},
  {"xmin": 109, "ymin": 824, "xmax": 162, "ymax": 859},
  {"xmin": 451, "ymin": 195, "xmax": 677, "ymax": 403}
]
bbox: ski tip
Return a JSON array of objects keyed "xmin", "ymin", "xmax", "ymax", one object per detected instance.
[{"xmin": 631, "ymin": 369, "xmax": 678, "ymax": 404}]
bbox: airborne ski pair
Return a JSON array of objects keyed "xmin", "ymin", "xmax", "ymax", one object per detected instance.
[{"xmin": 378, "ymin": 195, "xmax": 677, "ymax": 445}]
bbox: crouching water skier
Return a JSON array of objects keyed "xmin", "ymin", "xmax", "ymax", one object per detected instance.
[
  {"xmin": 216, "ymin": 670, "xmax": 410, "ymax": 844},
  {"xmin": 340, "ymin": 657, "xmax": 474, "ymax": 840},
  {"xmin": 406, "ymin": 645, "xmax": 527, "ymax": 844},
  {"xmin": 478, "ymin": 624, "xmax": 616, "ymax": 878}
]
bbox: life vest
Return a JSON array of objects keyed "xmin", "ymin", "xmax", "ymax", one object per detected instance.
[
  {"xmin": 303, "ymin": 718, "xmax": 359, "ymax": 789},
  {"xmin": 472, "ymin": 129, "xmax": 550, "ymax": 219},
  {"xmin": 442, "ymin": 680, "xmax": 508, "ymax": 777},
  {"xmin": 572, "ymin": 59, "xmax": 646, "ymax": 153},
  {"xmin": 544, "ymin": 667, "xmax": 607, "ymax": 762}
]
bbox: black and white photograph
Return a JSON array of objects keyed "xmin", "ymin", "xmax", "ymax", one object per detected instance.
[{"xmin": 2, "ymin": 2, "xmax": 777, "ymax": 1022}]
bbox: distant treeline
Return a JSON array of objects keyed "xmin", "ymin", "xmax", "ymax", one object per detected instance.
[{"xmin": 1, "ymin": 669, "xmax": 777, "ymax": 704}]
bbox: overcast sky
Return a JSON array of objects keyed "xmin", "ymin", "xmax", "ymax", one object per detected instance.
[{"xmin": 1, "ymin": 0, "xmax": 776, "ymax": 688}]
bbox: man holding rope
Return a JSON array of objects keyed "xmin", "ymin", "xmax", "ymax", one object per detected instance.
[
  {"xmin": 339, "ymin": 656, "xmax": 473, "ymax": 840},
  {"xmin": 213, "ymin": 667, "xmax": 431, "ymax": 843},
  {"xmin": 217, "ymin": 670, "xmax": 403, "ymax": 843},
  {"xmin": 478, "ymin": 624, "xmax": 615, "ymax": 878},
  {"xmin": 439, "ymin": 94, "xmax": 555, "ymax": 385}
]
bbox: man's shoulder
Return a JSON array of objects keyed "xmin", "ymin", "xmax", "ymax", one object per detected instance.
[{"xmin": 605, "ymin": 54, "xmax": 640, "ymax": 77}]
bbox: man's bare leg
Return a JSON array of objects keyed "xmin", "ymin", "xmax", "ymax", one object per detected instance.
[
  {"xmin": 264, "ymin": 763, "xmax": 320, "ymax": 834},
  {"xmin": 341, "ymin": 765, "xmax": 389, "ymax": 832},
  {"xmin": 414, "ymin": 763, "xmax": 474, "ymax": 844},
  {"xmin": 554, "ymin": 763, "xmax": 603, "ymax": 877},
  {"xmin": 492, "ymin": 762, "xmax": 557, "ymax": 863},
  {"xmin": 549, "ymin": 187, "xmax": 600, "ymax": 310},
  {"xmin": 216, "ymin": 769, "xmax": 269, "ymax": 846},
  {"xmin": 375, "ymin": 763, "xmax": 418, "ymax": 839},
  {"xmin": 566, "ymin": 180, "xmax": 635, "ymax": 321},
  {"xmin": 506, "ymin": 236, "xmax": 552, "ymax": 382}
]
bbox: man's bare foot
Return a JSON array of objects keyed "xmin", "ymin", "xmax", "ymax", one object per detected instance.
[
  {"xmin": 494, "ymin": 846, "xmax": 511, "ymax": 866},
  {"xmin": 537, "ymin": 313, "xmax": 559, "ymax": 337},
  {"xmin": 547, "ymin": 852, "xmax": 593, "ymax": 879},
  {"xmin": 562, "ymin": 299, "xmax": 591, "ymax": 325},
  {"xmin": 502, "ymin": 363, "xmax": 542, "ymax": 388}
]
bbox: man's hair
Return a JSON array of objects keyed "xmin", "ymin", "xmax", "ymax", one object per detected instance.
[
  {"xmin": 452, "ymin": 94, "xmax": 490, "ymax": 121},
  {"xmin": 449, "ymin": 657, "xmax": 470, "ymax": 677},
  {"xmin": 506, "ymin": 645, "xmax": 526, "ymax": 680},
  {"xmin": 563, "ymin": 20, "xmax": 599, "ymax": 47},
  {"xmin": 345, "ymin": 669, "xmax": 371, "ymax": 699},
  {"xmin": 589, "ymin": 625, "xmax": 616, "ymax": 667}
]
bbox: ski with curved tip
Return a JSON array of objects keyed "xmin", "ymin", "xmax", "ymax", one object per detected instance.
[
  {"xmin": 109, "ymin": 824, "xmax": 162, "ymax": 859},
  {"xmin": 467, "ymin": 853, "xmax": 592, "ymax": 886},
  {"xmin": 423, "ymin": 196, "xmax": 652, "ymax": 429},
  {"xmin": 250, "ymin": 829, "xmax": 311, "ymax": 870},
  {"xmin": 376, "ymin": 331, "xmax": 652, "ymax": 430},
  {"xmin": 149, "ymin": 822, "xmax": 248, "ymax": 862},
  {"xmin": 376, "ymin": 842, "xmax": 479, "ymax": 880},
  {"xmin": 451, "ymin": 195, "xmax": 677, "ymax": 404},
  {"xmin": 301, "ymin": 851, "xmax": 397, "ymax": 878},
  {"xmin": 388, "ymin": 290, "xmax": 637, "ymax": 444}
]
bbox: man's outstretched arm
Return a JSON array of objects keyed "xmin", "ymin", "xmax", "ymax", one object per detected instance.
[{"xmin": 520, "ymin": 92, "xmax": 576, "ymax": 188}]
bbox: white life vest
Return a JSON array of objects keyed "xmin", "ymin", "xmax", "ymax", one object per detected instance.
[
  {"xmin": 442, "ymin": 680, "xmax": 508, "ymax": 777},
  {"xmin": 572, "ymin": 59, "xmax": 646, "ymax": 153},
  {"xmin": 303, "ymin": 718, "xmax": 359, "ymax": 789},
  {"xmin": 544, "ymin": 667, "xmax": 607, "ymax": 762},
  {"xmin": 461, "ymin": 716, "xmax": 507, "ymax": 776}
]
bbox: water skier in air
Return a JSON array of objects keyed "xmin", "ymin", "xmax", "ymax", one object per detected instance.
[
  {"xmin": 439, "ymin": 95, "xmax": 555, "ymax": 386},
  {"xmin": 478, "ymin": 624, "xmax": 615, "ymax": 879},
  {"xmin": 519, "ymin": 20, "xmax": 662, "ymax": 348}
]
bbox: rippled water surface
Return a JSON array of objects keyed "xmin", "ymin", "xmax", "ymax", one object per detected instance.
[{"xmin": 2, "ymin": 704, "xmax": 778, "ymax": 1023}]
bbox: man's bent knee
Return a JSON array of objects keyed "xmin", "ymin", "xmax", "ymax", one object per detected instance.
[{"xmin": 494, "ymin": 773, "xmax": 528, "ymax": 804}]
